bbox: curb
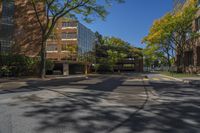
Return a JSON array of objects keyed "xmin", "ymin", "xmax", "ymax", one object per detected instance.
[
  {"xmin": 52, "ymin": 75, "xmax": 87, "ymax": 79},
  {"xmin": 182, "ymin": 79, "xmax": 200, "ymax": 85},
  {"xmin": 158, "ymin": 74, "xmax": 183, "ymax": 82},
  {"xmin": 0, "ymin": 75, "xmax": 88, "ymax": 91},
  {"xmin": 0, "ymin": 75, "xmax": 87, "ymax": 83},
  {"xmin": 158, "ymin": 74, "xmax": 200, "ymax": 84}
]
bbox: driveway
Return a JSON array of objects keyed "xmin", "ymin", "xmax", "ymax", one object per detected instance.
[{"xmin": 0, "ymin": 74, "xmax": 199, "ymax": 133}]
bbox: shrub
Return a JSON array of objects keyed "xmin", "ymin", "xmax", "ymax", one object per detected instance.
[
  {"xmin": 0, "ymin": 53, "xmax": 56, "ymax": 77},
  {"xmin": 0, "ymin": 53, "xmax": 39, "ymax": 76},
  {"xmin": 96, "ymin": 63, "xmax": 113, "ymax": 73},
  {"xmin": 0, "ymin": 66, "xmax": 11, "ymax": 77},
  {"xmin": 46, "ymin": 60, "xmax": 54, "ymax": 71}
]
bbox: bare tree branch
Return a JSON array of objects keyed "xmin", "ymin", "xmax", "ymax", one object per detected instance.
[{"xmin": 31, "ymin": 0, "xmax": 45, "ymax": 34}]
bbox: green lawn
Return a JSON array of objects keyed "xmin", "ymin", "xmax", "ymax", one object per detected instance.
[{"xmin": 158, "ymin": 71, "xmax": 200, "ymax": 78}]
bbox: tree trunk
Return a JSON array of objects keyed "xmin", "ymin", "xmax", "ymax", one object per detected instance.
[
  {"xmin": 85, "ymin": 63, "xmax": 88, "ymax": 75},
  {"xmin": 179, "ymin": 51, "xmax": 184, "ymax": 73},
  {"xmin": 167, "ymin": 53, "xmax": 171, "ymax": 71},
  {"xmin": 40, "ymin": 41, "xmax": 46, "ymax": 79}
]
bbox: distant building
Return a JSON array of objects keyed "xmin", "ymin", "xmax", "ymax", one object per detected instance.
[
  {"xmin": 174, "ymin": 0, "xmax": 200, "ymax": 73},
  {"xmin": 115, "ymin": 56, "xmax": 143, "ymax": 72}
]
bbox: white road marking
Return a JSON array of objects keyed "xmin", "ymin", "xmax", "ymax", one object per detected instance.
[
  {"xmin": 152, "ymin": 78, "xmax": 159, "ymax": 81},
  {"xmin": 162, "ymin": 78, "xmax": 171, "ymax": 81}
]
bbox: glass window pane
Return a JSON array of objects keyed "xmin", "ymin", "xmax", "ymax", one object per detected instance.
[{"xmin": 47, "ymin": 44, "xmax": 57, "ymax": 51}]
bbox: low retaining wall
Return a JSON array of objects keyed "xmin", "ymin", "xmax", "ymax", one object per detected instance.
[{"xmin": 185, "ymin": 66, "xmax": 200, "ymax": 74}]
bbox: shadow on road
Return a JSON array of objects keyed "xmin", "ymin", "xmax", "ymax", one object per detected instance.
[
  {"xmin": 21, "ymin": 80, "xmax": 200, "ymax": 133},
  {"xmin": 18, "ymin": 78, "xmax": 150, "ymax": 133},
  {"xmin": 0, "ymin": 75, "xmax": 146, "ymax": 94},
  {"xmin": 0, "ymin": 75, "xmax": 200, "ymax": 133}
]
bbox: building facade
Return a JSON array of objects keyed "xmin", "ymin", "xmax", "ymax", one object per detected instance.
[
  {"xmin": 46, "ymin": 18, "xmax": 96, "ymax": 63},
  {"xmin": 0, "ymin": 1, "xmax": 95, "ymax": 75},
  {"xmin": 0, "ymin": 0, "xmax": 44, "ymax": 56},
  {"xmin": 174, "ymin": 0, "xmax": 200, "ymax": 73},
  {"xmin": 0, "ymin": 0, "xmax": 15, "ymax": 52},
  {"xmin": 46, "ymin": 18, "xmax": 96, "ymax": 75},
  {"xmin": 115, "ymin": 57, "xmax": 143, "ymax": 72}
]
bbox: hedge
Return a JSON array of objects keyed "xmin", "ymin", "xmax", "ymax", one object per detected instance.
[{"xmin": 0, "ymin": 53, "xmax": 54, "ymax": 77}]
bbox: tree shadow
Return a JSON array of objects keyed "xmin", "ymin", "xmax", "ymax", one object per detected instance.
[
  {"xmin": 1, "ymin": 75, "xmax": 200, "ymax": 133},
  {"xmin": 0, "ymin": 75, "xmax": 132, "ymax": 95},
  {"xmin": 105, "ymin": 81, "xmax": 200, "ymax": 133},
  {"xmin": 18, "ymin": 80, "xmax": 149, "ymax": 133},
  {"xmin": 108, "ymin": 79, "xmax": 199, "ymax": 132},
  {"xmin": 16, "ymin": 80, "xmax": 200, "ymax": 133},
  {"xmin": 0, "ymin": 77, "xmax": 87, "ymax": 95},
  {"xmin": 0, "ymin": 75, "xmax": 152, "ymax": 132}
]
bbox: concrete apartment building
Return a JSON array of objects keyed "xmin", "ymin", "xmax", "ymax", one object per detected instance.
[{"xmin": 174, "ymin": 0, "xmax": 200, "ymax": 73}]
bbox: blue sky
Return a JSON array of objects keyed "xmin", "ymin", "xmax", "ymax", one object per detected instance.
[{"xmin": 79, "ymin": 0, "xmax": 173, "ymax": 48}]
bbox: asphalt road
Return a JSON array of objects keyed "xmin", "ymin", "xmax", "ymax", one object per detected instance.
[{"xmin": 0, "ymin": 74, "xmax": 199, "ymax": 133}]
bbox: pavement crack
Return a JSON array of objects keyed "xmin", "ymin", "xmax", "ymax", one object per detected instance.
[{"xmin": 106, "ymin": 79, "xmax": 150, "ymax": 133}]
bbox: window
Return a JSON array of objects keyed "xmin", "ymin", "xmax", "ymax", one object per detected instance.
[
  {"xmin": 186, "ymin": 28, "xmax": 192, "ymax": 40},
  {"xmin": 46, "ymin": 44, "xmax": 57, "ymax": 51},
  {"xmin": 62, "ymin": 44, "xmax": 67, "ymax": 51},
  {"xmin": 62, "ymin": 22, "xmax": 67, "ymax": 28},
  {"xmin": 177, "ymin": 55, "xmax": 181, "ymax": 66},
  {"xmin": 62, "ymin": 33, "xmax": 67, "ymax": 39},
  {"xmin": 2, "ymin": 0, "xmax": 14, "ymax": 24},
  {"xmin": 67, "ymin": 33, "xmax": 77, "ymax": 39},
  {"xmin": 62, "ymin": 43, "xmax": 76, "ymax": 51},
  {"xmin": 61, "ymin": 33, "xmax": 77, "ymax": 39},
  {"xmin": 184, "ymin": 51, "xmax": 194, "ymax": 66},
  {"xmin": 66, "ymin": 22, "xmax": 77, "ymax": 27},
  {"xmin": 49, "ymin": 32, "xmax": 56, "ymax": 40},
  {"xmin": 195, "ymin": 17, "xmax": 200, "ymax": 32},
  {"xmin": 0, "ymin": 0, "xmax": 15, "ymax": 52},
  {"xmin": 62, "ymin": 22, "xmax": 77, "ymax": 28},
  {"xmin": 0, "ymin": 40, "xmax": 13, "ymax": 52},
  {"xmin": 197, "ymin": 47, "xmax": 200, "ymax": 66}
]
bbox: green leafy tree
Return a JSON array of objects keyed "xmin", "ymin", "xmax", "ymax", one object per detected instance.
[
  {"xmin": 143, "ymin": 0, "xmax": 198, "ymax": 71},
  {"xmin": 31, "ymin": 0, "xmax": 125, "ymax": 78},
  {"xmin": 104, "ymin": 37, "xmax": 129, "ymax": 72},
  {"xmin": 95, "ymin": 35, "xmax": 142, "ymax": 73},
  {"xmin": 107, "ymin": 50, "xmax": 118, "ymax": 72},
  {"xmin": 143, "ymin": 44, "xmax": 159, "ymax": 70}
]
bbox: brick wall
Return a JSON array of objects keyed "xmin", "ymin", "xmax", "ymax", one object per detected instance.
[
  {"xmin": 46, "ymin": 18, "xmax": 79, "ymax": 61},
  {"xmin": 12, "ymin": 0, "xmax": 45, "ymax": 57},
  {"xmin": 179, "ymin": 6, "xmax": 200, "ymax": 74},
  {"xmin": 0, "ymin": 1, "xmax": 2, "ymax": 17}
]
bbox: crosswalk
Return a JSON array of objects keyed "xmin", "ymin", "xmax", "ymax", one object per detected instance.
[
  {"xmin": 149, "ymin": 77, "xmax": 175, "ymax": 81},
  {"xmin": 151, "ymin": 77, "xmax": 172, "ymax": 81},
  {"xmin": 126, "ymin": 77, "xmax": 177, "ymax": 82}
]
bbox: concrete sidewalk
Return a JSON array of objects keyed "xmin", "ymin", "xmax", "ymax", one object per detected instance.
[
  {"xmin": 158, "ymin": 74, "xmax": 200, "ymax": 85},
  {"xmin": 180, "ymin": 77, "xmax": 200, "ymax": 85},
  {"xmin": 0, "ymin": 75, "xmax": 87, "ymax": 90},
  {"xmin": 0, "ymin": 75, "xmax": 87, "ymax": 82}
]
